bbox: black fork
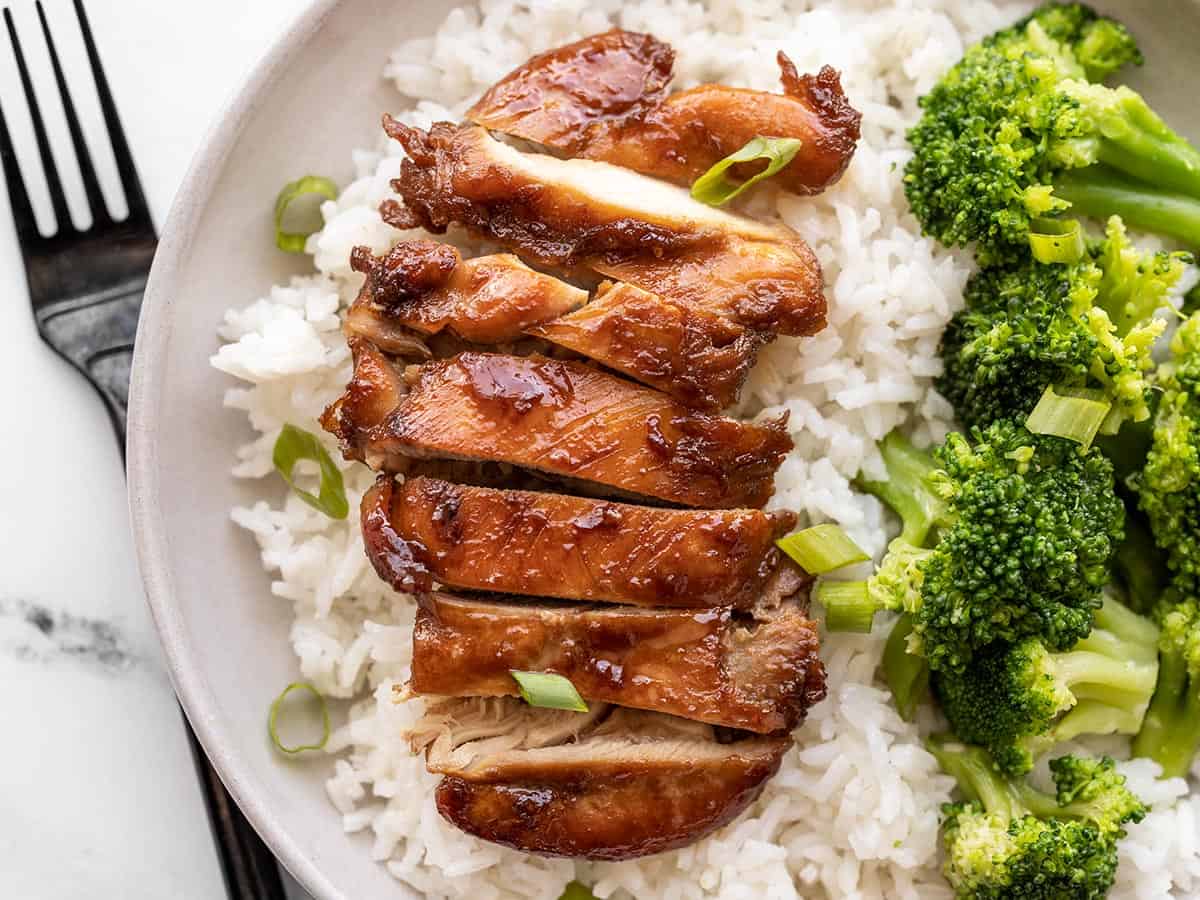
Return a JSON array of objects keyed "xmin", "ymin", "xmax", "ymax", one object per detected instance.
[{"xmin": 0, "ymin": 3, "xmax": 287, "ymax": 898}]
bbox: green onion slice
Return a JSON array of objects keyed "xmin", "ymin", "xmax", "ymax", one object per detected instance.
[
  {"xmin": 272, "ymin": 424, "xmax": 349, "ymax": 519},
  {"xmin": 558, "ymin": 882, "xmax": 598, "ymax": 900},
  {"xmin": 776, "ymin": 524, "xmax": 869, "ymax": 574},
  {"xmin": 274, "ymin": 175, "xmax": 338, "ymax": 253},
  {"xmin": 690, "ymin": 136, "xmax": 802, "ymax": 206},
  {"xmin": 268, "ymin": 682, "xmax": 330, "ymax": 754},
  {"xmin": 510, "ymin": 671, "xmax": 589, "ymax": 712},
  {"xmin": 1025, "ymin": 385, "xmax": 1111, "ymax": 449},
  {"xmin": 1028, "ymin": 217, "xmax": 1085, "ymax": 265},
  {"xmin": 815, "ymin": 580, "xmax": 876, "ymax": 633}
]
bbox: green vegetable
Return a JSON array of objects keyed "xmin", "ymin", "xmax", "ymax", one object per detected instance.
[
  {"xmin": 1025, "ymin": 385, "xmax": 1111, "ymax": 449},
  {"xmin": 558, "ymin": 883, "xmax": 597, "ymax": 900},
  {"xmin": 268, "ymin": 682, "xmax": 330, "ymax": 755},
  {"xmin": 937, "ymin": 216, "xmax": 1188, "ymax": 433},
  {"xmin": 690, "ymin": 136, "xmax": 802, "ymax": 205},
  {"xmin": 1132, "ymin": 599, "xmax": 1200, "ymax": 779},
  {"xmin": 1125, "ymin": 312, "xmax": 1200, "ymax": 777},
  {"xmin": 510, "ymin": 671, "xmax": 589, "ymax": 713},
  {"xmin": 905, "ymin": 2, "xmax": 1200, "ymax": 265},
  {"xmin": 883, "ymin": 613, "xmax": 930, "ymax": 722},
  {"xmin": 272, "ymin": 425, "xmax": 349, "ymax": 520},
  {"xmin": 930, "ymin": 738, "xmax": 1146, "ymax": 900},
  {"xmin": 846, "ymin": 423, "xmax": 1123, "ymax": 673},
  {"xmin": 274, "ymin": 175, "xmax": 338, "ymax": 252},
  {"xmin": 815, "ymin": 579, "xmax": 875, "ymax": 633},
  {"xmin": 1029, "ymin": 218, "xmax": 1085, "ymax": 264},
  {"xmin": 935, "ymin": 591, "xmax": 1159, "ymax": 776},
  {"xmin": 776, "ymin": 524, "xmax": 868, "ymax": 574}
]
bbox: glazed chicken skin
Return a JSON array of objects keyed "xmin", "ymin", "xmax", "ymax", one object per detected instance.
[
  {"xmin": 382, "ymin": 121, "xmax": 826, "ymax": 337},
  {"xmin": 528, "ymin": 281, "xmax": 766, "ymax": 410},
  {"xmin": 323, "ymin": 345, "xmax": 792, "ymax": 508},
  {"xmin": 346, "ymin": 241, "xmax": 586, "ymax": 348},
  {"xmin": 412, "ymin": 699, "xmax": 790, "ymax": 860},
  {"xmin": 362, "ymin": 475, "xmax": 795, "ymax": 606},
  {"xmin": 410, "ymin": 583, "xmax": 826, "ymax": 734},
  {"xmin": 467, "ymin": 30, "xmax": 862, "ymax": 196}
]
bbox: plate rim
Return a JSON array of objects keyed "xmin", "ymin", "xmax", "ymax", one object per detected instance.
[{"xmin": 127, "ymin": 1, "xmax": 347, "ymax": 897}]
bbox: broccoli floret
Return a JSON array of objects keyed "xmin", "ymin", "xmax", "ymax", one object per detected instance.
[
  {"xmin": 930, "ymin": 738, "xmax": 1147, "ymax": 899},
  {"xmin": 938, "ymin": 216, "xmax": 1188, "ymax": 430},
  {"xmin": 1123, "ymin": 313, "xmax": 1200, "ymax": 777},
  {"xmin": 847, "ymin": 422, "xmax": 1124, "ymax": 673},
  {"xmin": 906, "ymin": 3, "xmax": 1200, "ymax": 264},
  {"xmin": 936, "ymin": 591, "xmax": 1159, "ymax": 775},
  {"xmin": 1131, "ymin": 599, "xmax": 1200, "ymax": 779},
  {"xmin": 1132, "ymin": 312, "xmax": 1200, "ymax": 593}
]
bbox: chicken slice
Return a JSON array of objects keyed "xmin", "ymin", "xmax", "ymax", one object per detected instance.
[
  {"xmin": 323, "ymin": 348, "xmax": 792, "ymax": 508},
  {"xmin": 383, "ymin": 121, "xmax": 826, "ymax": 336},
  {"xmin": 410, "ymin": 698, "xmax": 789, "ymax": 860},
  {"xmin": 528, "ymin": 281, "xmax": 767, "ymax": 410},
  {"xmin": 362, "ymin": 475, "xmax": 795, "ymax": 605},
  {"xmin": 468, "ymin": 30, "xmax": 861, "ymax": 196},
  {"xmin": 409, "ymin": 581, "xmax": 826, "ymax": 733},
  {"xmin": 346, "ymin": 240, "xmax": 586, "ymax": 347}
]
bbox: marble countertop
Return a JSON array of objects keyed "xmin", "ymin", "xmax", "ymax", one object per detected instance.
[{"xmin": 0, "ymin": 1, "xmax": 312, "ymax": 896}]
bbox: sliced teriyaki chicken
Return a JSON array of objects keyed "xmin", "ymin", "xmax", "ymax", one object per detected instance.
[
  {"xmin": 345, "ymin": 241, "xmax": 586, "ymax": 347},
  {"xmin": 408, "ymin": 698, "xmax": 790, "ymax": 860},
  {"xmin": 409, "ymin": 579, "xmax": 827, "ymax": 733},
  {"xmin": 467, "ymin": 30, "xmax": 862, "ymax": 196},
  {"xmin": 381, "ymin": 121, "xmax": 826, "ymax": 336},
  {"xmin": 322, "ymin": 347, "xmax": 792, "ymax": 508},
  {"xmin": 361, "ymin": 475, "xmax": 795, "ymax": 605},
  {"xmin": 528, "ymin": 281, "xmax": 766, "ymax": 410}
]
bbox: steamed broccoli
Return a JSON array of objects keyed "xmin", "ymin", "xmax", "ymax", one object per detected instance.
[
  {"xmin": 930, "ymin": 739, "xmax": 1147, "ymax": 900},
  {"xmin": 838, "ymin": 421, "xmax": 1124, "ymax": 673},
  {"xmin": 1126, "ymin": 313, "xmax": 1200, "ymax": 778},
  {"xmin": 936, "ymin": 591, "xmax": 1159, "ymax": 776},
  {"xmin": 939, "ymin": 217, "xmax": 1190, "ymax": 430},
  {"xmin": 906, "ymin": 2, "xmax": 1200, "ymax": 264}
]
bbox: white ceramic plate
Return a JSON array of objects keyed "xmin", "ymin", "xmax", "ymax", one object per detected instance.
[{"xmin": 127, "ymin": 2, "xmax": 1200, "ymax": 898}]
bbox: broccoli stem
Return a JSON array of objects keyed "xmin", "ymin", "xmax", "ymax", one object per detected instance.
[
  {"xmin": 884, "ymin": 613, "xmax": 930, "ymax": 721},
  {"xmin": 929, "ymin": 738, "xmax": 1029, "ymax": 822},
  {"xmin": 1087, "ymin": 592, "xmax": 1162, "ymax": 663},
  {"xmin": 1024, "ymin": 699, "xmax": 1145, "ymax": 765},
  {"xmin": 1052, "ymin": 648, "xmax": 1159, "ymax": 709},
  {"xmin": 859, "ymin": 432, "xmax": 942, "ymax": 546},
  {"xmin": 1055, "ymin": 166, "xmax": 1200, "ymax": 248},
  {"xmin": 1131, "ymin": 645, "xmax": 1200, "ymax": 779}
]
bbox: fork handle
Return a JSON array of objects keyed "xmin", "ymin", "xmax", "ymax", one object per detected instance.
[
  {"xmin": 37, "ymin": 285, "xmax": 139, "ymax": 446},
  {"xmin": 49, "ymin": 287, "xmax": 288, "ymax": 898}
]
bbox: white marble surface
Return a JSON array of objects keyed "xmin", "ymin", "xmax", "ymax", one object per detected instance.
[{"xmin": 0, "ymin": 1, "xmax": 314, "ymax": 896}]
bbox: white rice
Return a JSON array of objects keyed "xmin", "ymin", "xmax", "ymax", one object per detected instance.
[{"xmin": 211, "ymin": 1, "xmax": 1200, "ymax": 897}]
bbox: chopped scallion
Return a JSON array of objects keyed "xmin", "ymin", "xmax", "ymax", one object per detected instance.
[
  {"xmin": 1025, "ymin": 385, "xmax": 1112, "ymax": 449},
  {"xmin": 268, "ymin": 682, "xmax": 330, "ymax": 755},
  {"xmin": 274, "ymin": 175, "xmax": 338, "ymax": 253},
  {"xmin": 272, "ymin": 424, "xmax": 349, "ymax": 519},
  {"xmin": 1028, "ymin": 217, "xmax": 1085, "ymax": 264},
  {"xmin": 510, "ymin": 671, "xmax": 589, "ymax": 712},
  {"xmin": 558, "ymin": 882, "xmax": 598, "ymax": 900},
  {"xmin": 815, "ymin": 579, "xmax": 876, "ymax": 633},
  {"xmin": 776, "ymin": 524, "xmax": 869, "ymax": 574},
  {"xmin": 690, "ymin": 136, "xmax": 802, "ymax": 206}
]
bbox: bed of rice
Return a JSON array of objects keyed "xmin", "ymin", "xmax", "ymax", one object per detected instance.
[{"xmin": 211, "ymin": 1, "xmax": 1200, "ymax": 897}]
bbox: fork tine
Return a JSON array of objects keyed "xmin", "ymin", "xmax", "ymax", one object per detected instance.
[
  {"xmin": 36, "ymin": 1, "xmax": 108, "ymax": 226},
  {"xmin": 4, "ymin": 7, "xmax": 72, "ymax": 234},
  {"xmin": 0, "ymin": 87, "xmax": 39, "ymax": 246},
  {"xmin": 72, "ymin": 0, "xmax": 149, "ymax": 225}
]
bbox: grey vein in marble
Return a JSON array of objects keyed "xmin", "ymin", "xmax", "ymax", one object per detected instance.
[{"xmin": 0, "ymin": 598, "xmax": 138, "ymax": 671}]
